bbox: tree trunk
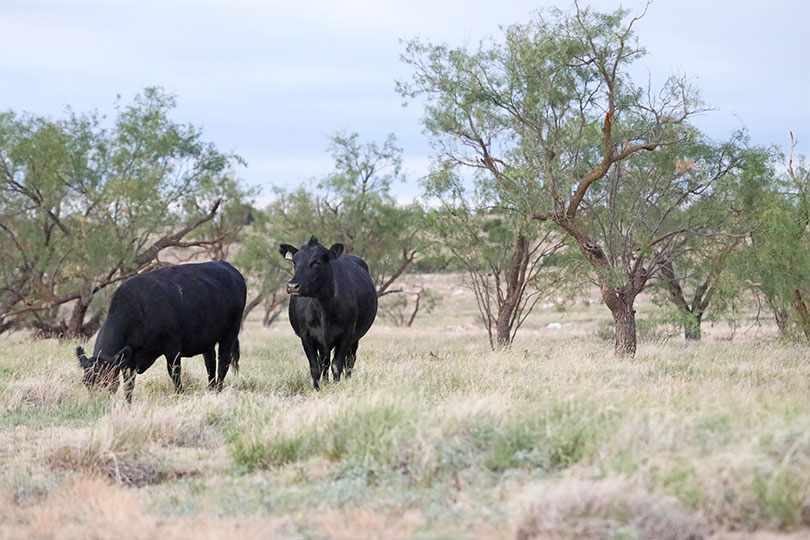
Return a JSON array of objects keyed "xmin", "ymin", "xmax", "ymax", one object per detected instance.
[
  {"xmin": 263, "ymin": 306, "xmax": 282, "ymax": 327},
  {"xmin": 495, "ymin": 310, "xmax": 513, "ymax": 347},
  {"xmin": 773, "ymin": 307, "xmax": 790, "ymax": 334},
  {"xmin": 659, "ymin": 259, "xmax": 703, "ymax": 342},
  {"xmin": 611, "ymin": 299, "xmax": 637, "ymax": 357},
  {"xmin": 65, "ymin": 289, "xmax": 93, "ymax": 339},
  {"xmin": 791, "ymin": 289, "xmax": 810, "ymax": 340},
  {"xmin": 241, "ymin": 293, "xmax": 264, "ymax": 328},
  {"xmin": 683, "ymin": 311, "xmax": 702, "ymax": 341},
  {"xmin": 494, "ymin": 234, "xmax": 529, "ymax": 348},
  {"xmin": 406, "ymin": 290, "xmax": 422, "ymax": 328},
  {"xmin": 553, "ymin": 218, "xmax": 644, "ymax": 356}
]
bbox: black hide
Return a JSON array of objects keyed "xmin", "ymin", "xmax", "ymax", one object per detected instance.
[
  {"xmin": 279, "ymin": 237, "xmax": 377, "ymax": 389},
  {"xmin": 76, "ymin": 261, "xmax": 246, "ymax": 402}
]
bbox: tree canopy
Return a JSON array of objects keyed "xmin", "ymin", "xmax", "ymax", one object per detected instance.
[
  {"xmin": 399, "ymin": 3, "xmax": 752, "ymax": 354},
  {"xmin": 0, "ymin": 88, "xmax": 251, "ymax": 337}
]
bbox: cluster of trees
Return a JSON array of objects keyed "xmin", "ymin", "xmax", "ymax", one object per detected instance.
[
  {"xmin": 399, "ymin": 4, "xmax": 806, "ymax": 354},
  {"xmin": 1, "ymin": 5, "xmax": 807, "ymax": 358},
  {"xmin": 0, "ymin": 89, "xmax": 252, "ymax": 338},
  {"xmin": 0, "ymin": 91, "xmax": 429, "ymax": 338}
]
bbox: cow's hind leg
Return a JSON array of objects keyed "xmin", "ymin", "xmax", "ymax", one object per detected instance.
[
  {"xmin": 215, "ymin": 329, "xmax": 239, "ymax": 392},
  {"xmin": 203, "ymin": 348, "xmax": 216, "ymax": 390},
  {"xmin": 165, "ymin": 351, "xmax": 182, "ymax": 393},
  {"xmin": 331, "ymin": 340, "xmax": 353, "ymax": 383},
  {"xmin": 345, "ymin": 342, "xmax": 359, "ymax": 378}
]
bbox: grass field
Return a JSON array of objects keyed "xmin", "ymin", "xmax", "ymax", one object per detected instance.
[{"xmin": 0, "ymin": 276, "xmax": 809, "ymax": 539}]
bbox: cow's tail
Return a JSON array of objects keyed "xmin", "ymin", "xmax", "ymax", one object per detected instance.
[{"xmin": 231, "ymin": 337, "xmax": 240, "ymax": 374}]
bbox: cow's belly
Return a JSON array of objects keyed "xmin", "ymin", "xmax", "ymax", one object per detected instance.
[
  {"xmin": 178, "ymin": 323, "xmax": 234, "ymax": 356},
  {"xmin": 301, "ymin": 323, "xmax": 345, "ymax": 350},
  {"xmin": 180, "ymin": 344, "xmax": 214, "ymax": 357}
]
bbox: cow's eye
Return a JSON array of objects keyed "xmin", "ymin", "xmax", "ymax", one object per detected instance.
[{"xmin": 311, "ymin": 260, "xmax": 320, "ymax": 268}]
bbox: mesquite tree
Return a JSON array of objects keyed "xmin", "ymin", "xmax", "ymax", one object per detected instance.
[
  {"xmin": 379, "ymin": 286, "xmax": 441, "ymax": 328},
  {"xmin": 400, "ymin": 4, "xmax": 748, "ymax": 355},
  {"xmin": 423, "ymin": 167, "xmax": 563, "ymax": 348},
  {"xmin": 657, "ymin": 243, "xmax": 741, "ymax": 341},
  {"xmin": 0, "ymin": 88, "xmax": 248, "ymax": 337},
  {"xmin": 653, "ymin": 144, "xmax": 771, "ymax": 340},
  {"xmin": 740, "ymin": 134, "xmax": 810, "ymax": 339}
]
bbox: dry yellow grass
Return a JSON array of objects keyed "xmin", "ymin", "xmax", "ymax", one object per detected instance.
[{"xmin": 0, "ymin": 278, "xmax": 808, "ymax": 539}]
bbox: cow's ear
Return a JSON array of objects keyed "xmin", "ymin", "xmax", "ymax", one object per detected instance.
[
  {"xmin": 329, "ymin": 243, "xmax": 344, "ymax": 259},
  {"xmin": 279, "ymin": 244, "xmax": 298, "ymax": 261}
]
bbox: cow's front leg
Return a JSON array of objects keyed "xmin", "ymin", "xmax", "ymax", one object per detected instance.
[
  {"xmin": 122, "ymin": 368, "xmax": 136, "ymax": 404},
  {"xmin": 318, "ymin": 344, "xmax": 330, "ymax": 383},
  {"xmin": 301, "ymin": 337, "xmax": 322, "ymax": 391},
  {"xmin": 165, "ymin": 352, "xmax": 182, "ymax": 393}
]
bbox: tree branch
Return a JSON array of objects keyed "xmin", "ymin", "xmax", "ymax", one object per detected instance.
[{"xmin": 130, "ymin": 199, "xmax": 221, "ymax": 269}]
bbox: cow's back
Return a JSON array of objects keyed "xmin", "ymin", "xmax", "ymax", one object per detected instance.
[
  {"xmin": 287, "ymin": 255, "xmax": 377, "ymax": 347},
  {"xmin": 331, "ymin": 256, "xmax": 377, "ymax": 341},
  {"xmin": 108, "ymin": 261, "xmax": 246, "ymax": 356}
]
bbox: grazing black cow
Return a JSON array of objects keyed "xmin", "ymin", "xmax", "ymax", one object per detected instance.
[
  {"xmin": 75, "ymin": 261, "xmax": 246, "ymax": 403},
  {"xmin": 279, "ymin": 237, "xmax": 377, "ymax": 390}
]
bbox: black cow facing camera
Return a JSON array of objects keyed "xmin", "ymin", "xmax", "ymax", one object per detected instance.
[
  {"xmin": 279, "ymin": 237, "xmax": 377, "ymax": 390},
  {"xmin": 75, "ymin": 261, "xmax": 247, "ymax": 403}
]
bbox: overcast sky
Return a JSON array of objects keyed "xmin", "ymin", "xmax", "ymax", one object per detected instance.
[{"xmin": 2, "ymin": 0, "xmax": 808, "ymax": 202}]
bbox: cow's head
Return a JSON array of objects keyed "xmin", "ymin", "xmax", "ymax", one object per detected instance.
[
  {"xmin": 76, "ymin": 346, "xmax": 130, "ymax": 394},
  {"xmin": 279, "ymin": 236, "xmax": 344, "ymax": 297}
]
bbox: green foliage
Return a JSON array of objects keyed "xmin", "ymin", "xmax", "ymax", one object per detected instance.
[
  {"xmin": 232, "ymin": 206, "xmax": 291, "ymax": 317},
  {"xmin": 399, "ymin": 5, "xmax": 703, "ymax": 221},
  {"xmin": 0, "ymin": 88, "xmax": 249, "ymax": 335},
  {"xmin": 479, "ymin": 400, "xmax": 611, "ymax": 472},
  {"xmin": 422, "ymin": 159, "xmax": 565, "ymax": 347},
  {"xmin": 647, "ymin": 142, "xmax": 774, "ymax": 338},
  {"xmin": 398, "ymin": 4, "xmax": 746, "ymax": 355},
  {"xmin": 733, "ymin": 139, "xmax": 810, "ymax": 337}
]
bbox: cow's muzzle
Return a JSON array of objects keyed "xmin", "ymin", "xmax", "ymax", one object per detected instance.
[{"xmin": 286, "ymin": 282, "xmax": 300, "ymax": 295}]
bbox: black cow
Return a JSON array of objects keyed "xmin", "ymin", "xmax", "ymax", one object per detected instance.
[
  {"xmin": 279, "ymin": 237, "xmax": 377, "ymax": 390},
  {"xmin": 75, "ymin": 261, "xmax": 246, "ymax": 402}
]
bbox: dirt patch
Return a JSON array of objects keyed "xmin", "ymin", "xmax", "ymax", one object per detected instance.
[{"xmin": 49, "ymin": 444, "xmax": 200, "ymax": 487}]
